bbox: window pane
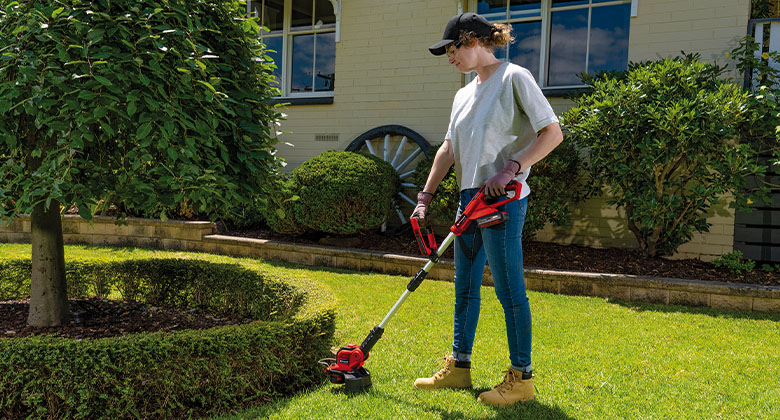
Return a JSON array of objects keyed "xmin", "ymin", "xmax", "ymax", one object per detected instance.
[
  {"xmin": 510, "ymin": 0, "xmax": 541, "ymax": 18},
  {"xmin": 509, "ymin": 21, "xmax": 541, "ymax": 81},
  {"xmin": 315, "ymin": 32, "xmax": 336, "ymax": 91},
  {"xmin": 314, "ymin": 0, "xmax": 336, "ymax": 29},
  {"xmin": 551, "ymin": 0, "xmax": 588, "ymax": 6},
  {"xmin": 291, "ymin": 0, "xmax": 314, "ymax": 31},
  {"xmin": 261, "ymin": 0, "xmax": 284, "ymax": 33},
  {"xmin": 588, "ymin": 4, "xmax": 631, "ymax": 75},
  {"xmin": 262, "ymin": 36, "xmax": 283, "ymax": 88},
  {"xmin": 477, "ymin": 0, "xmax": 506, "ymax": 21},
  {"xmin": 548, "ymin": 8, "xmax": 588, "ymax": 86},
  {"xmin": 292, "ymin": 34, "xmax": 314, "ymax": 93}
]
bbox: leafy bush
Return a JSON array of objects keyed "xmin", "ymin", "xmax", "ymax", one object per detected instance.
[
  {"xmin": 260, "ymin": 175, "xmax": 307, "ymax": 235},
  {"xmin": 287, "ymin": 151, "xmax": 400, "ymax": 235},
  {"xmin": 729, "ymin": 36, "xmax": 780, "ymax": 201},
  {"xmin": 562, "ymin": 53, "xmax": 763, "ymax": 257},
  {"xmin": 0, "ymin": 254, "xmax": 336, "ymax": 419},
  {"xmin": 412, "ymin": 143, "xmax": 591, "ymax": 239},
  {"xmin": 713, "ymin": 251, "xmax": 756, "ymax": 275},
  {"xmin": 523, "ymin": 140, "xmax": 592, "ymax": 239}
]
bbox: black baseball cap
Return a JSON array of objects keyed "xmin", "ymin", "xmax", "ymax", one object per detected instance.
[{"xmin": 429, "ymin": 13, "xmax": 493, "ymax": 56}]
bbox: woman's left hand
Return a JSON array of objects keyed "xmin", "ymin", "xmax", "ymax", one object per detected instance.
[{"xmin": 485, "ymin": 160, "xmax": 520, "ymax": 197}]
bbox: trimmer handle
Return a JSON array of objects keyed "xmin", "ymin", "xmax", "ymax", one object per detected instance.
[
  {"xmin": 410, "ymin": 217, "xmax": 438, "ymax": 257},
  {"xmin": 451, "ymin": 181, "xmax": 521, "ymax": 235}
]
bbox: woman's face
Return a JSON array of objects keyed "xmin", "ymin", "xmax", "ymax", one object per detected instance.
[{"xmin": 447, "ymin": 41, "xmax": 482, "ymax": 73}]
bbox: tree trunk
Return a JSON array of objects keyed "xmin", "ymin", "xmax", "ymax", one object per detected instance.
[{"xmin": 27, "ymin": 199, "xmax": 70, "ymax": 327}]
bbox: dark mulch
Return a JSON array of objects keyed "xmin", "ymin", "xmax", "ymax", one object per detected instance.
[
  {"xmin": 1, "ymin": 298, "xmax": 254, "ymax": 339},
  {"xmin": 226, "ymin": 227, "xmax": 780, "ymax": 287}
]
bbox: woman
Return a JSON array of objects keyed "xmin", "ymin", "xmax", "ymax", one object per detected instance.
[{"xmin": 412, "ymin": 12, "xmax": 563, "ymax": 407}]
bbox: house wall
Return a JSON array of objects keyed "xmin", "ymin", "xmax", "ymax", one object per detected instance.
[{"xmin": 273, "ymin": 0, "xmax": 751, "ymax": 261}]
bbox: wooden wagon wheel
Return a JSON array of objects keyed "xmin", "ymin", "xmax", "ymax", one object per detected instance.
[{"xmin": 345, "ymin": 125, "xmax": 432, "ymax": 224}]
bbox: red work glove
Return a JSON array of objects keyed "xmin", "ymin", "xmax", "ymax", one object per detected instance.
[
  {"xmin": 410, "ymin": 191, "xmax": 434, "ymax": 224},
  {"xmin": 485, "ymin": 160, "xmax": 521, "ymax": 198}
]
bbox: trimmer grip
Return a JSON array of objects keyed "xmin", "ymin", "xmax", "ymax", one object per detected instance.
[
  {"xmin": 410, "ymin": 217, "xmax": 437, "ymax": 256},
  {"xmin": 488, "ymin": 181, "xmax": 521, "ymax": 207}
]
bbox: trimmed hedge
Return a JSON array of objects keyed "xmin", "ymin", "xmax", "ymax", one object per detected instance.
[{"xmin": 0, "ymin": 252, "xmax": 336, "ymax": 419}]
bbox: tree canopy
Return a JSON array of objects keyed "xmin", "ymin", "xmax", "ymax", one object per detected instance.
[{"xmin": 0, "ymin": 0, "xmax": 283, "ymax": 222}]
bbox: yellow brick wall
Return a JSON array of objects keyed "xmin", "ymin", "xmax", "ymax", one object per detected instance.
[
  {"xmin": 273, "ymin": 0, "xmax": 462, "ymax": 171},
  {"xmin": 628, "ymin": 0, "xmax": 750, "ymax": 80}
]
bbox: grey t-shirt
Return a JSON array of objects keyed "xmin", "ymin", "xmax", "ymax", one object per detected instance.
[{"xmin": 445, "ymin": 62, "xmax": 559, "ymax": 198}]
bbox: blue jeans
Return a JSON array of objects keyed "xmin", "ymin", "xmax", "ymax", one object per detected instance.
[{"xmin": 451, "ymin": 188, "xmax": 532, "ymax": 370}]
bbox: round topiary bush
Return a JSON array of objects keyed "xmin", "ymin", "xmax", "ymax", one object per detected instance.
[
  {"xmin": 0, "ymin": 253, "xmax": 336, "ymax": 419},
  {"xmin": 289, "ymin": 151, "xmax": 400, "ymax": 235}
]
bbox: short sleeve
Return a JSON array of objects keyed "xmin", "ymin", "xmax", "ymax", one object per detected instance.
[{"xmin": 512, "ymin": 67, "xmax": 559, "ymax": 133}]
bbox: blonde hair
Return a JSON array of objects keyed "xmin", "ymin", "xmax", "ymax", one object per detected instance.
[{"xmin": 459, "ymin": 23, "xmax": 513, "ymax": 51}]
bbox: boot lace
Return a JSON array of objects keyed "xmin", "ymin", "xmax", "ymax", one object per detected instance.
[
  {"xmin": 494, "ymin": 369, "xmax": 520, "ymax": 392},
  {"xmin": 432, "ymin": 355, "xmax": 454, "ymax": 379}
]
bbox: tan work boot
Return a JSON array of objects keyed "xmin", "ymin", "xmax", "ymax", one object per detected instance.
[
  {"xmin": 414, "ymin": 355, "xmax": 472, "ymax": 389},
  {"xmin": 477, "ymin": 367, "xmax": 534, "ymax": 406}
]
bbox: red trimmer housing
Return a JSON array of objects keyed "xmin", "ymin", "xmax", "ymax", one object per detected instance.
[{"xmin": 324, "ymin": 344, "xmax": 372, "ymax": 392}]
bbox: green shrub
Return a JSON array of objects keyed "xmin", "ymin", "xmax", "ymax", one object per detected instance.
[
  {"xmin": 289, "ymin": 151, "xmax": 400, "ymax": 235},
  {"xmin": 412, "ymin": 143, "xmax": 591, "ymax": 239},
  {"xmin": 713, "ymin": 251, "xmax": 756, "ymax": 275},
  {"xmin": 0, "ymin": 254, "xmax": 336, "ymax": 419},
  {"xmin": 523, "ymin": 140, "xmax": 592, "ymax": 239},
  {"xmin": 260, "ymin": 175, "xmax": 307, "ymax": 235},
  {"xmin": 562, "ymin": 53, "xmax": 763, "ymax": 257}
]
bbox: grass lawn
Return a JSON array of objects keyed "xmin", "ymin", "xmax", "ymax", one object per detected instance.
[
  {"xmin": 217, "ymin": 265, "xmax": 780, "ymax": 419},
  {"xmin": 2, "ymin": 244, "xmax": 778, "ymax": 419}
]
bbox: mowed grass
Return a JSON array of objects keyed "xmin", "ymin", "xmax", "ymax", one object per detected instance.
[{"xmin": 1, "ymin": 244, "xmax": 778, "ymax": 419}]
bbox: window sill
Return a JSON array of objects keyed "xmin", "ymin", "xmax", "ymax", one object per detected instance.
[
  {"xmin": 542, "ymin": 86, "xmax": 590, "ymax": 98},
  {"xmin": 271, "ymin": 96, "xmax": 334, "ymax": 106}
]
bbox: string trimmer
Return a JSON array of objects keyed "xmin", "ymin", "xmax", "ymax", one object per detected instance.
[{"xmin": 319, "ymin": 181, "xmax": 521, "ymax": 393}]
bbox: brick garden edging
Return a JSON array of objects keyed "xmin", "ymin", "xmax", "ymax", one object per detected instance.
[{"xmin": 2, "ymin": 216, "xmax": 779, "ymax": 313}]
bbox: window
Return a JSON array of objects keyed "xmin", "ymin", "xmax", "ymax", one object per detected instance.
[
  {"xmin": 248, "ymin": 0, "xmax": 337, "ymax": 98},
  {"xmin": 478, "ymin": 0, "xmax": 631, "ymax": 88}
]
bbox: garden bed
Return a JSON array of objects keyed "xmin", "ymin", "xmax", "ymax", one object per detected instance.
[{"xmin": 226, "ymin": 227, "xmax": 780, "ymax": 287}]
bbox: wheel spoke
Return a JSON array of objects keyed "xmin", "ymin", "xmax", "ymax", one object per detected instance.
[
  {"xmin": 398, "ymin": 192, "xmax": 416, "ymax": 206},
  {"xmin": 390, "ymin": 136, "xmax": 408, "ymax": 168},
  {"xmin": 364, "ymin": 139, "xmax": 377, "ymax": 157},
  {"xmin": 401, "ymin": 182, "xmax": 416, "ymax": 188},
  {"xmin": 392, "ymin": 199, "xmax": 405, "ymax": 223},
  {"xmin": 399, "ymin": 169, "xmax": 416, "ymax": 179},
  {"xmin": 383, "ymin": 134, "xmax": 391, "ymax": 161},
  {"xmin": 395, "ymin": 148, "xmax": 423, "ymax": 172}
]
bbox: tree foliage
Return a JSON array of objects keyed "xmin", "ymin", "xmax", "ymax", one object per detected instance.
[
  {"xmin": 0, "ymin": 0, "xmax": 283, "ymax": 223},
  {"xmin": 562, "ymin": 53, "xmax": 762, "ymax": 257}
]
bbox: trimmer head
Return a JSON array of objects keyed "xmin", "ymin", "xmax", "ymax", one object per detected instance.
[{"xmin": 320, "ymin": 343, "xmax": 373, "ymax": 393}]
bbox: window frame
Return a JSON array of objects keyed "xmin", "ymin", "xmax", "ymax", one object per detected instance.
[
  {"xmin": 470, "ymin": 0, "xmax": 633, "ymax": 90},
  {"xmin": 248, "ymin": 0, "xmax": 338, "ymax": 100}
]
